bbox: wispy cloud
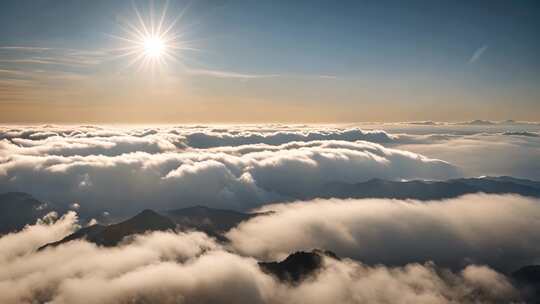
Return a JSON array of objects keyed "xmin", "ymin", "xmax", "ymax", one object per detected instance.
[
  {"xmin": 186, "ymin": 68, "xmax": 340, "ymax": 81},
  {"xmin": 0, "ymin": 46, "xmax": 51, "ymax": 51},
  {"xmin": 0, "ymin": 57, "xmax": 101, "ymax": 67},
  {"xmin": 0, "ymin": 46, "xmax": 109, "ymax": 68},
  {"xmin": 0, "ymin": 46, "xmax": 107, "ymax": 100},
  {"xmin": 469, "ymin": 45, "xmax": 488, "ymax": 63},
  {"xmin": 1, "ymin": 45, "xmax": 338, "ymax": 82},
  {"xmin": 317, "ymin": 74, "xmax": 338, "ymax": 79},
  {"xmin": 0, "ymin": 69, "xmax": 29, "ymax": 77},
  {"xmin": 186, "ymin": 68, "xmax": 280, "ymax": 79}
]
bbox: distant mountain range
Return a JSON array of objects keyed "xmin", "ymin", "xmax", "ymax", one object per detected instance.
[
  {"xmin": 3, "ymin": 176, "xmax": 540, "ymax": 236},
  {"xmin": 312, "ymin": 176, "xmax": 540, "ymax": 201},
  {"xmin": 162, "ymin": 205, "xmax": 265, "ymax": 240},
  {"xmin": 38, "ymin": 206, "xmax": 265, "ymax": 249},
  {"xmin": 39, "ymin": 209, "xmax": 176, "ymax": 249}
]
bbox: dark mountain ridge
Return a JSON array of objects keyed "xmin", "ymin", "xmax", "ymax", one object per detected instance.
[
  {"xmin": 38, "ymin": 206, "xmax": 262, "ymax": 249},
  {"xmin": 162, "ymin": 205, "xmax": 263, "ymax": 239},
  {"xmin": 39, "ymin": 209, "xmax": 175, "ymax": 249},
  {"xmin": 4, "ymin": 175, "xmax": 540, "ymax": 238},
  {"xmin": 315, "ymin": 176, "xmax": 540, "ymax": 201}
]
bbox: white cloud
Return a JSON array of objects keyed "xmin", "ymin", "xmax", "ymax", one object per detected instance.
[
  {"xmin": 396, "ymin": 133, "xmax": 540, "ymax": 180},
  {"xmin": 228, "ymin": 194, "xmax": 540, "ymax": 272},
  {"xmin": 183, "ymin": 128, "xmax": 396, "ymax": 148},
  {"xmin": 0, "ymin": 214, "xmax": 521, "ymax": 304},
  {"xmin": 0, "ymin": 126, "xmax": 458, "ymax": 215},
  {"xmin": 2, "ymin": 124, "xmax": 540, "ymax": 219},
  {"xmin": 0, "ymin": 211, "xmax": 77, "ymax": 264},
  {"xmin": 0, "ymin": 124, "xmax": 538, "ymax": 303}
]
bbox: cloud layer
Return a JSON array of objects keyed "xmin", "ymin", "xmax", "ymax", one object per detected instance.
[
  {"xmin": 228, "ymin": 194, "xmax": 540, "ymax": 272},
  {"xmin": 2, "ymin": 124, "xmax": 540, "ymax": 219},
  {"xmin": 0, "ymin": 209, "xmax": 522, "ymax": 304},
  {"xmin": 0, "ymin": 125, "xmax": 458, "ymax": 217},
  {"xmin": 396, "ymin": 132, "xmax": 540, "ymax": 180}
]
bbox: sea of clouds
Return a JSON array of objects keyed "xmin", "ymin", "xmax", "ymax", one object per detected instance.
[
  {"xmin": 228, "ymin": 194, "xmax": 540, "ymax": 272},
  {"xmin": 1, "ymin": 123, "xmax": 540, "ymax": 303},
  {"xmin": 2, "ymin": 123, "xmax": 539, "ymax": 218},
  {"xmin": 1, "ymin": 195, "xmax": 534, "ymax": 304}
]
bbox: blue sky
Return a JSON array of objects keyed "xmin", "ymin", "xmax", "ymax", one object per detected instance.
[{"xmin": 0, "ymin": 0, "xmax": 539, "ymax": 122}]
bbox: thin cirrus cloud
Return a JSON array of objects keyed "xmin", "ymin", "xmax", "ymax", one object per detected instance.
[
  {"xmin": 0, "ymin": 209, "xmax": 521, "ymax": 304},
  {"xmin": 178, "ymin": 67, "xmax": 338, "ymax": 80},
  {"xmin": 0, "ymin": 46, "xmax": 108, "ymax": 67},
  {"xmin": 0, "ymin": 46, "xmax": 108, "ymax": 102},
  {"xmin": 0, "ymin": 46, "xmax": 52, "ymax": 51},
  {"xmin": 0, "ymin": 45, "xmax": 336, "ymax": 87},
  {"xmin": 0, "ymin": 45, "xmax": 279, "ymax": 79},
  {"xmin": 469, "ymin": 45, "xmax": 488, "ymax": 63},
  {"xmin": 186, "ymin": 67, "xmax": 281, "ymax": 79}
]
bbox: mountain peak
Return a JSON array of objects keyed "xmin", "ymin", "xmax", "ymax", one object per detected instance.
[
  {"xmin": 259, "ymin": 249, "xmax": 338, "ymax": 283},
  {"xmin": 133, "ymin": 209, "xmax": 163, "ymax": 219},
  {"xmin": 40, "ymin": 208, "xmax": 176, "ymax": 248}
]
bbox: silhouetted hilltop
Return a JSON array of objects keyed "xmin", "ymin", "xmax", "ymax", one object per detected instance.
[
  {"xmin": 40, "ymin": 209, "xmax": 175, "ymax": 249},
  {"xmin": 259, "ymin": 250, "xmax": 338, "ymax": 283}
]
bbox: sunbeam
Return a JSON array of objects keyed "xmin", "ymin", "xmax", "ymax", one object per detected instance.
[{"xmin": 110, "ymin": 1, "xmax": 193, "ymax": 72}]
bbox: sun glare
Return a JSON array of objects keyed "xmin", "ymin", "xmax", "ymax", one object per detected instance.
[
  {"xmin": 111, "ymin": 2, "xmax": 194, "ymax": 71},
  {"xmin": 143, "ymin": 37, "xmax": 165, "ymax": 58}
]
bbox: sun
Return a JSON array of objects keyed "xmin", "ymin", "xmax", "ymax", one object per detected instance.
[
  {"xmin": 111, "ymin": 2, "xmax": 194, "ymax": 71},
  {"xmin": 143, "ymin": 37, "xmax": 165, "ymax": 58}
]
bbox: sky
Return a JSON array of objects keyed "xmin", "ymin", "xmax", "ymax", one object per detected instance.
[{"xmin": 0, "ymin": 0, "xmax": 539, "ymax": 123}]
